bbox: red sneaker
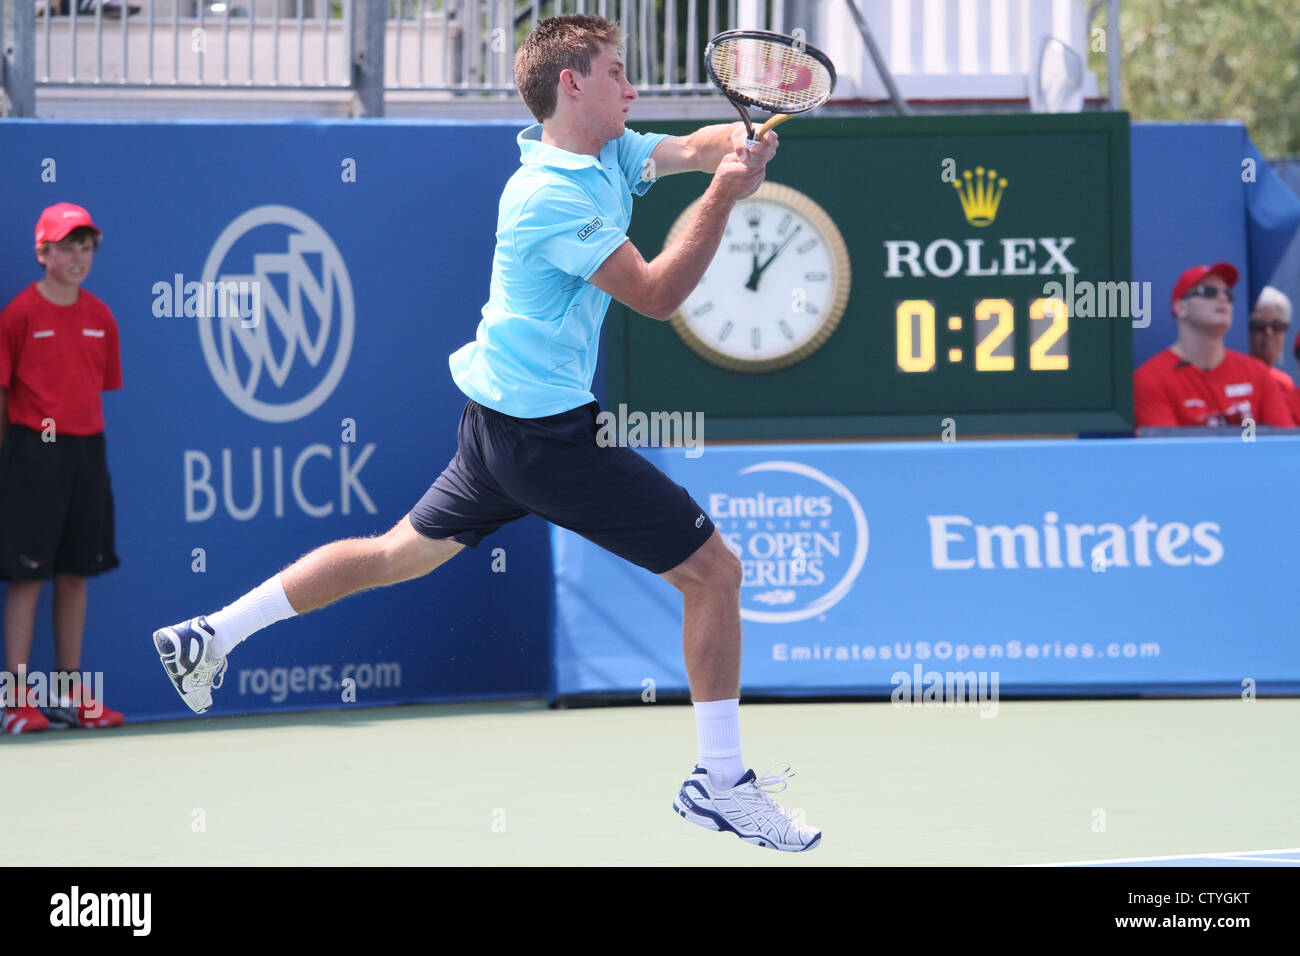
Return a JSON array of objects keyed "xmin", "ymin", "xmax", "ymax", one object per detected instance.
[
  {"xmin": 3, "ymin": 704, "xmax": 51, "ymax": 734},
  {"xmin": 75, "ymin": 690, "xmax": 125, "ymax": 729},
  {"xmin": 44, "ymin": 684, "xmax": 126, "ymax": 729}
]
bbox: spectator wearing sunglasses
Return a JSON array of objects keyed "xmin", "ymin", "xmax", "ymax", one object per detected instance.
[
  {"xmin": 1247, "ymin": 286, "xmax": 1293, "ymax": 390},
  {"xmin": 1134, "ymin": 262, "xmax": 1294, "ymax": 428}
]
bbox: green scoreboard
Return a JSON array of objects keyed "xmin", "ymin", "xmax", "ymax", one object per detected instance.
[{"xmin": 604, "ymin": 113, "xmax": 1133, "ymax": 437}]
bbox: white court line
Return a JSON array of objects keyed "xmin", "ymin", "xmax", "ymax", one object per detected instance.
[{"xmin": 1020, "ymin": 847, "xmax": 1300, "ymax": 867}]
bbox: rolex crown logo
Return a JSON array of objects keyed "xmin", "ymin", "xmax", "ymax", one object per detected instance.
[
  {"xmin": 745, "ymin": 208, "xmax": 763, "ymax": 229},
  {"xmin": 953, "ymin": 166, "xmax": 1008, "ymax": 227}
]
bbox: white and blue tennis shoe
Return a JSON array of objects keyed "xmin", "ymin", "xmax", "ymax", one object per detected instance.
[
  {"xmin": 674, "ymin": 762, "xmax": 821, "ymax": 851},
  {"xmin": 153, "ymin": 616, "xmax": 228, "ymax": 714}
]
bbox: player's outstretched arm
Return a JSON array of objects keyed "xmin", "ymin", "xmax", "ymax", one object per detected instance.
[
  {"xmin": 650, "ymin": 123, "xmax": 778, "ymax": 175},
  {"xmin": 591, "ymin": 149, "xmax": 772, "ymax": 320}
]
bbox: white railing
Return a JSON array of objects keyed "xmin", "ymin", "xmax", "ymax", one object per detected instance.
[
  {"xmin": 36, "ymin": 1, "xmax": 370, "ymax": 88},
  {"xmin": 27, "ymin": 0, "xmax": 786, "ymax": 90},
  {"xmin": 4, "ymin": 0, "xmax": 1114, "ymax": 114}
]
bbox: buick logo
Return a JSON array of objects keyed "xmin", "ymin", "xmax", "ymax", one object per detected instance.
[{"xmin": 198, "ymin": 205, "xmax": 354, "ymax": 423}]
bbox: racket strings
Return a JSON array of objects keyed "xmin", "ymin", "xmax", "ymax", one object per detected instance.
[{"xmin": 707, "ymin": 39, "xmax": 833, "ymax": 112}]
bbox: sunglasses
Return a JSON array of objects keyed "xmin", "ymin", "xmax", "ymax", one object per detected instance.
[
  {"xmin": 1249, "ymin": 319, "xmax": 1288, "ymax": 333},
  {"xmin": 1185, "ymin": 285, "xmax": 1234, "ymax": 302}
]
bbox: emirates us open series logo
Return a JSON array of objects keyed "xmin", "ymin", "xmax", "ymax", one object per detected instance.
[
  {"xmin": 708, "ymin": 461, "xmax": 868, "ymax": 623},
  {"xmin": 198, "ymin": 205, "xmax": 354, "ymax": 423}
]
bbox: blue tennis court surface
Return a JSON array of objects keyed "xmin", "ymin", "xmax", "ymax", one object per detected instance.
[{"xmin": 1040, "ymin": 848, "xmax": 1300, "ymax": 867}]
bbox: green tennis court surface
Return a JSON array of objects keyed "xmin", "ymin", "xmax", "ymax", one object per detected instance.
[{"xmin": 4, "ymin": 698, "xmax": 1297, "ymax": 866}]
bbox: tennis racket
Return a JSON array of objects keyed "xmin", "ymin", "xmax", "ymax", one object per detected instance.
[{"xmin": 703, "ymin": 30, "xmax": 837, "ymax": 148}]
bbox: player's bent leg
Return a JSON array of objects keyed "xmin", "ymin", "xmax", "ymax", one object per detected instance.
[
  {"xmin": 382, "ymin": 514, "xmax": 466, "ymax": 583},
  {"xmin": 279, "ymin": 514, "xmax": 464, "ymax": 614},
  {"xmin": 662, "ymin": 531, "xmax": 821, "ymax": 851},
  {"xmin": 479, "ymin": 404, "xmax": 823, "ymax": 849},
  {"xmin": 659, "ymin": 529, "xmax": 743, "ymax": 702},
  {"xmin": 659, "ymin": 527, "xmax": 742, "ymax": 593},
  {"xmin": 154, "ymin": 516, "xmax": 464, "ymax": 715},
  {"xmin": 156, "ymin": 399, "xmax": 517, "ymax": 716}
]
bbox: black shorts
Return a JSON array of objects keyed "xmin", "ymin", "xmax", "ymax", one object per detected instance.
[
  {"xmin": 0, "ymin": 426, "xmax": 120, "ymax": 581},
  {"xmin": 410, "ymin": 400, "xmax": 714, "ymax": 575}
]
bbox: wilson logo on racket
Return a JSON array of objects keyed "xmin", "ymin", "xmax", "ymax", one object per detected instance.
[
  {"xmin": 728, "ymin": 49, "xmax": 814, "ymax": 93},
  {"xmin": 705, "ymin": 30, "xmax": 837, "ymax": 147}
]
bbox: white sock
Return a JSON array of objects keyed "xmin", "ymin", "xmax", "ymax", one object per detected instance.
[
  {"xmin": 694, "ymin": 698, "xmax": 745, "ymax": 792},
  {"xmin": 207, "ymin": 574, "xmax": 297, "ymax": 657}
]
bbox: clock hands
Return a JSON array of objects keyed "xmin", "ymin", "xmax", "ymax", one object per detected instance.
[{"xmin": 744, "ymin": 225, "xmax": 802, "ymax": 292}]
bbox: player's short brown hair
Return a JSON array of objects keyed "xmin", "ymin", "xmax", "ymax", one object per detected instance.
[
  {"xmin": 515, "ymin": 15, "xmax": 623, "ymax": 121},
  {"xmin": 35, "ymin": 225, "xmax": 101, "ymax": 266}
]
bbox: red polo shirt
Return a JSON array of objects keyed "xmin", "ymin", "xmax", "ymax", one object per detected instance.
[
  {"xmin": 1134, "ymin": 347, "xmax": 1294, "ymax": 428},
  {"xmin": 0, "ymin": 283, "xmax": 122, "ymax": 435}
]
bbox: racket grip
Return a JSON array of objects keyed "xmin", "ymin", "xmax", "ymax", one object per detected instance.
[{"xmin": 746, "ymin": 114, "xmax": 791, "ymax": 147}]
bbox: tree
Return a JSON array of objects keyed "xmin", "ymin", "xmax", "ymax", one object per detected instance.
[{"xmin": 1092, "ymin": 0, "xmax": 1300, "ymax": 157}]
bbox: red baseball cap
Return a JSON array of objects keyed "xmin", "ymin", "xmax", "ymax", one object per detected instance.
[
  {"xmin": 1170, "ymin": 262, "xmax": 1239, "ymax": 314},
  {"xmin": 35, "ymin": 202, "xmax": 101, "ymax": 244}
]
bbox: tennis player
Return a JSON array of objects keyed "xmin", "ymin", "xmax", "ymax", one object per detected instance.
[{"xmin": 154, "ymin": 14, "xmax": 820, "ymax": 852}]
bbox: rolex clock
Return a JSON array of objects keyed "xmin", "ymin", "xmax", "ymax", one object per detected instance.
[
  {"xmin": 666, "ymin": 183, "xmax": 851, "ymax": 372},
  {"xmin": 604, "ymin": 114, "xmax": 1133, "ymax": 437}
]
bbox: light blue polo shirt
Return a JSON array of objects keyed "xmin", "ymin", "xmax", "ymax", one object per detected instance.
[{"xmin": 449, "ymin": 124, "xmax": 668, "ymax": 418}]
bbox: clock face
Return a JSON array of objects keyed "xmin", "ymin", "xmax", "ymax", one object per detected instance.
[{"xmin": 667, "ymin": 182, "xmax": 851, "ymax": 372}]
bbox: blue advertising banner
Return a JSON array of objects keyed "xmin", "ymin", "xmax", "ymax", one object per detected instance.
[
  {"xmin": 1, "ymin": 119, "xmax": 1294, "ymax": 720},
  {"xmin": 0, "ymin": 121, "xmax": 553, "ymax": 720},
  {"xmin": 552, "ymin": 437, "xmax": 1300, "ymax": 699}
]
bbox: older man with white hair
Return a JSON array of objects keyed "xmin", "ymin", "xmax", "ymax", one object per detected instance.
[{"xmin": 1248, "ymin": 286, "xmax": 1293, "ymax": 390}]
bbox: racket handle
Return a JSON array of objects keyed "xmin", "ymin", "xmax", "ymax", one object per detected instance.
[{"xmin": 745, "ymin": 114, "xmax": 791, "ymax": 147}]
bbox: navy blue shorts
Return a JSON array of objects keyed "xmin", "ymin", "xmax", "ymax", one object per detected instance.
[{"xmin": 410, "ymin": 400, "xmax": 714, "ymax": 575}]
